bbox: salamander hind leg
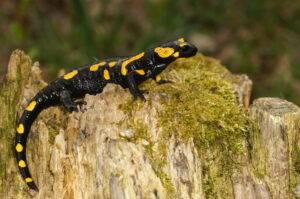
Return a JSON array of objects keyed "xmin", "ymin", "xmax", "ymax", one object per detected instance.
[
  {"xmin": 153, "ymin": 75, "xmax": 173, "ymax": 85},
  {"xmin": 157, "ymin": 79, "xmax": 173, "ymax": 85},
  {"xmin": 60, "ymin": 90, "xmax": 86, "ymax": 112},
  {"xmin": 140, "ymin": 90, "xmax": 149, "ymax": 94}
]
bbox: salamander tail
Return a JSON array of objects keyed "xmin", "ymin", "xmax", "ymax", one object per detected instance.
[{"xmin": 15, "ymin": 97, "xmax": 44, "ymax": 191}]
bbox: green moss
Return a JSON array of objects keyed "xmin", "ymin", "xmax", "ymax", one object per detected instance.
[
  {"xmin": 295, "ymin": 150, "xmax": 300, "ymax": 174},
  {"xmin": 120, "ymin": 53, "xmax": 258, "ymax": 197},
  {"xmin": 291, "ymin": 119, "xmax": 300, "ymax": 194},
  {"xmin": 253, "ymin": 168, "xmax": 265, "ymax": 179},
  {"xmin": 45, "ymin": 110, "xmax": 68, "ymax": 144},
  {"xmin": 203, "ymin": 166, "xmax": 217, "ymax": 199},
  {"xmin": 0, "ymin": 52, "xmax": 34, "ymax": 195},
  {"xmin": 0, "ymin": 81, "xmax": 19, "ymax": 181}
]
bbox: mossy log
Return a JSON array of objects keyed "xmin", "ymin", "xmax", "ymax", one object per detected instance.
[{"xmin": 0, "ymin": 50, "xmax": 299, "ymax": 199}]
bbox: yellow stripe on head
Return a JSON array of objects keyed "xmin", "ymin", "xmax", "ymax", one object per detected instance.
[
  {"xmin": 154, "ymin": 47, "xmax": 175, "ymax": 58},
  {"xmin": 179, "ymin": 43, "xmax": 188, "ymax": 47},
  {"xmin": 103, "ymin": 70, "xmax": 110, "ymax": 80},
  {"xmin": 17, "ymin": 124, "xmax": 24, "ymax": 134},
  {"xmin": 16, "ymin": 144, "xmax": 23, "ymax": 152},
  {"xmin": 25, "ymin": 178, "xmax": 33, "ymax": 183},
  {"xmin": 109, "ymin": 62, "xmax": 117, "ymax": 67},
  {"xmin": 64, "ymin": 70, "xmax": 78, "ymax": 80},
  {"xmin": 26, "ymin": 101, "xmax": 37, "ymax": 111},
  {"xmin": 178, "ymin": 38, "xmax": 185, "ymax": 42},
  {"xmin": 121, "ymin": 52, "xmax": 145, "ymax": 76},
  {"xmin": 18, "ymin": 160, "xmax": 26, "ymax": 168}
]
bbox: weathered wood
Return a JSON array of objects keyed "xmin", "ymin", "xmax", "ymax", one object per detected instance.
[
  {"xmin": 0, "ymin": 50, "xmax": 299, "ymax": 199},
  {"xmin": 0, "ymin": 50, "xmax": 48, "ymax": 198},
  {"xmin": 230, "ymin": 98, "xmax": 300, "ymax": 199},
  {"xmin": 249, "ymin": 98, "xmax": 300, "ymax": 199},
  {"xmin": 224, "ymin": 74, "xmax": 253, "ymax": 109}
]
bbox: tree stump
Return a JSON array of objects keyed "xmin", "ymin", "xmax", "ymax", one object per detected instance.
[
  {"xmin": 0, "ymin": 50, "xmax": 299, "ymax": 199},
  {"xmin": 249, "ymin": 98, "xmax": 300, "ymax": 199}
]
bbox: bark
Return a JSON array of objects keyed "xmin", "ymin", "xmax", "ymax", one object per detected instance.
[{"xmin": 0, "ymin": 50, "xmax": 299, "ymax": 199}]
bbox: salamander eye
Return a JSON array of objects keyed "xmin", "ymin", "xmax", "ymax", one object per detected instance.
[{"xmin": 181, "ymin": 45, "xmax": 189, "ymax": 51}]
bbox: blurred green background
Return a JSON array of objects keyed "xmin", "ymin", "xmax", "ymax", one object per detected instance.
[{"xmin": 0, "ymin": 0, "xmax": 299, "ymax": 105}]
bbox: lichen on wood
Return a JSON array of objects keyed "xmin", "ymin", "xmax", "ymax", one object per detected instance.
[
  {"xmin": 0, "ymin": 50, "xmax": 47, "ymax": 197},
  {"xmin": 249, "ymin": 98, "xmax": 300, "ymax": 199}
]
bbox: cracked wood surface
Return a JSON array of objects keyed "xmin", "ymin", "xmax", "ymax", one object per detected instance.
[{"xmin": 0, "ymin": 50, "xmax": 299, "ymax": 199}]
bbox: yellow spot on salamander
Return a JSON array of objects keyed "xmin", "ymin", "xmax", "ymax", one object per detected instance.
[
  {"xmin": 19, "ymin": 160, "xmax": 26, "ymax": 168},
  {"xmin": 90, "ymin": 61, "xmax": 106, "ymax": 71},
  {"xmin": 64, "ymin": 70, "xmax": 78, "ymax": 80},
  {"xmin": 17, "ymin": 124, "xmax": 24, "ymax": 134},
  {"xmin": 178, "ymin": 38, "xmax": 185, "ymax": 42},
  {"xmin": 25, "ymin": 178, "xmax": 33, "ymax": 183},
  {"xmin": 155, "ymin": 75, "xmax": 162, "ymax": 82},
  {"xmin": 173, "ymin": 52, "xmax": 179, "ymax": 57},
  {"xmin": 121, "ymin": 52, "xmax": 145, "ymax": 76},
  {"xmin": 109, "ymin": 62, "xmax": 117, "ymax": 67},
  {"xmin": 26, "ymin": 101, "xmax": 37, "ymax": 111},
  {"xmin": 180, "ymin": 43, "xmax": 188, "ymax": 47},
  {"xmin": 135, "ymin": 70, "xmax": 145, "ymax": 75},
  {"xmin": 154, "ymin": 47, "xmax": 175, "ymax": 58},
  {"xmin": 103, "ymin": 70, "xmax": 110, "ymax": 80},
  {"xmin": 16, "ymin": 144, "xmax": 23, "ymax": 152}
]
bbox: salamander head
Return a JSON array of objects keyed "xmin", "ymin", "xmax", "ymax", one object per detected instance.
[
  {"xmin": 153, "ymin": 38, "xmax": 198, "ymax": 60},
  {"xmin": 173, "ymin": 37, "xmax": 198, "ymax": 58},
  {"xmin": 148, "ymin": 38, "xmax": 198, "ymax": 75}
]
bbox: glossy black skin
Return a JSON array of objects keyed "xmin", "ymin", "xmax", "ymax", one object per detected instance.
[{"xmin": 15, "ymin": 39, "xmax": 197, "ymax": 190}]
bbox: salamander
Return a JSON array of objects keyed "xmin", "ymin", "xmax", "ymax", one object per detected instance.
[{"xmin": 15, "ymin": 38, "xmax": 197, "ymax": 190}]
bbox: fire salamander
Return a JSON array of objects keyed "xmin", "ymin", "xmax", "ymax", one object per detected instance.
[{"xmin": 15, "ymin": 38, "xmax": 197, "ymax": 190}]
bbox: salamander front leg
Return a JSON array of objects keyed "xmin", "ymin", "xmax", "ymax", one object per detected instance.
[
  {"xmin": 60, "ymin": 90, "xmax": 86, "ymax": 112},
  {"xmin": 126, "ymin": 72, "xmax": 147, "ymax": 102}
]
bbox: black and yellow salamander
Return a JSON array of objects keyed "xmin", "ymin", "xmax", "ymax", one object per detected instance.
[{"xmin": 15, "ymin": 38, "xmax": 197, "ymax": 190}]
